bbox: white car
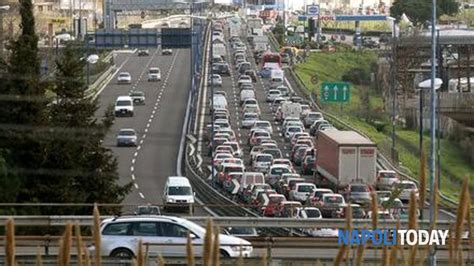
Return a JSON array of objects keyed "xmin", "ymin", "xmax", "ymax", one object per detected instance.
[
  {"xmin": 209, "ymin": 74, "xmax": 223, "ymax": 86},
  {"xmin": 284, "ymin": 126, "xmax": 303, "ymax": 140},
  {"xmin": 289, "ymin": 183, "xmax": 317, "ymax": 203},
  {"xmin": 148, "ymin": 67, "xmax": 161, "ymax": 81},
  {"xmin": 252, "ymin": 120, "xmax": 273, "ymax": 135},
  {"xmin": 93, "ymin": 216, "xmax": 253, "ymax": 258},
  {"xmin": 266, "ymin": 89, "xmax": 282, "ymax": 102},
  {"xmin": 117, "ymin": 72, "xmax": 131, "ymax": 84},
  {"xmin": 395, "ymin": 180, "xmax": 419, "ymax": 202},
  {"xmin": 252, "ymin": 153, "xmax": 273, "ymax": 173},
  {"xmin": 114, "ymin": 96, "xmax": 134, "ymax": 117},
  {"xmin": 116, "ymin": 128, "xmax": 137, "ymax": 147},
  {"xmin": 237, "ymin": 75, "xmax": 252, "ymax": 87},
  {"xmin": 162, "ymin": 48, "xmax": 173, "ymax": 55}
]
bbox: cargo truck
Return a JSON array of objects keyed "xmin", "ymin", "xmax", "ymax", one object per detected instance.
[{"xmin": 314, "ymin": 130, "xmax": 377, "ymax": 190}]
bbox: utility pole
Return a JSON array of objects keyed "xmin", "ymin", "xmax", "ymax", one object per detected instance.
[{"xmin": 390, "ymin": 19, "xmax": 397, "ymax": 163}]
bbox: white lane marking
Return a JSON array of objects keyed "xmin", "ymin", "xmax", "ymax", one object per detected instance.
[
  {"xmin": 130, "ymin": 166, "xmax": 134, "ymax": 172},
  {"xmin": 142, "ymin": 134, "xmax": 147, "ymax": 138},
  {"xmin": 131, "ymin": 174, "xmax": 135, "ymax": 180},
  {"xmin": 134, "ymin": 183, "xmax": 139, "ymax": 189},
  {"xmin": 137, "ymin": 145, "xmax": 142, "ymax": 150},
  {"xmin": 134, "ymin": 152, "xmax": 138, "ymax": 157},
  {"xmin": 139, "ymin": 192, "xmax": 145, "ymax": 199},
  {"xmin": 140, "ymin": 139, "xmax": 144, "ymax": 144},
  {"xmin": 132, "ymin": 158, "xmax": 136, "ymax": 164},
  {"xmin": 144, "ymin": 128, "xmax": 149, "ymax": 133}
]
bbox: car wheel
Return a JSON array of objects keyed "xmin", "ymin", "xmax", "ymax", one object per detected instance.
[
  {"xmin": 219, "ymin": 249, "xmax": 230, "ymax": 258},
  {"xmin": 110, "ymin": 248, "xmax": 134, "ymax": 258}
]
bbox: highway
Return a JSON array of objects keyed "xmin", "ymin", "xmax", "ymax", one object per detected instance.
[
  {"xmin": 96, "ymin": 48, "xmax": 206, "ymax": 215},
  {"xmin": 192, "ymin": 18, "xmax": 457, "ymax": 223}
]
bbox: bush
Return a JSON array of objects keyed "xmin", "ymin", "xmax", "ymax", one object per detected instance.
[{"xmin": 342, "ymin": 67, "xmax": 371, "ymax": 85}]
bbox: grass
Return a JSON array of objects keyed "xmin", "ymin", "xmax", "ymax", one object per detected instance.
[{"xmin": 294, "ymin": 50, "xmax": 474, "ymax": 202}]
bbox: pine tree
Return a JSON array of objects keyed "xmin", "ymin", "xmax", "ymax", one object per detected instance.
[
  {"xmin": 0, "ymin": 0, "xmax": 47, "ymax": 209},
  {"xmin": 33, "ymin": 43, "xmax": 131, "ymax": 214}
]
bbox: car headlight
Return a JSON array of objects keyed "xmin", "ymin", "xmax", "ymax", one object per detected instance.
[{"xmin": 167, "ymin": 198, "xmax": 175, "ymax": 203}]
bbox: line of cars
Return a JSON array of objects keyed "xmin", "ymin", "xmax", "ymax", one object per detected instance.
[
  {"xmin": 204, "ymin": 18, "xmax": 422, "ymax": 232},
  {"xmin": 114, "ymin": 49, "xmax": 165, "ymax": 147}
]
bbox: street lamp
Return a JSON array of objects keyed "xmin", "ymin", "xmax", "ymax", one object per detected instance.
[
  {"xmin": 417, "ymin": 78, "xmax": 442, "ymax": 162},
  {"xmin": 418, "ymin": 77, "xmax": 442, "ymax": 261}
]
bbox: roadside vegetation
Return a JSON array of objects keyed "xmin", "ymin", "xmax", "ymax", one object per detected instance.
[
  {"xmin": 294, "ymin": 50, "xmax": 474, "ymax": 201},
  {"xmin": 0, "ymin": 0, "xmax": 131, "ymax": 216}
]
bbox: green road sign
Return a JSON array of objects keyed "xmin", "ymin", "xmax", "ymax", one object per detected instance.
[{"xmin": 320, "ymin": 82, "xmax": 351, "ymax": 103}]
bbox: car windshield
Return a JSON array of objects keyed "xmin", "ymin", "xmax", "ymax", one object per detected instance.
[
  {"xmin": 256, "ymin": 122, "xmax": 270, "ymax": 127},
  {"xmin": 168, "ymin": 186, "xmax": 192, "ymax": 195},
  {"xmin": 130, "ymin": 92, "xmax": 144, "ymax": 96},
  {"xmin": 271, "ymin": 167, "xmax": 289, "ymax": 175},
  {"xmin": 381, "ymin": 172, "xmax": 397, "ymax": 179},
  {"xmin": 324, "ymin": 196, "xmax": 343, "ymax": 204},
  {"xmin": 257, "ymin": 155, "xmax": 273, "ymax": 162},
  {"xmin": 119, "ymin": 73, "xmax": 129, "ymax": 77},
  {"xmin": 244, "ymin": 114, "xmax": 258, "ymax": 119},
  {"xmin": 298, "ymin": 185, "xmax": 314, "ymax": 192},
  {"xmin": 224, "ymin": 166, "xmax": 243, "ymax": 173},
  {"xmin": 264, "ymin": 149, "xmax": 281, "ymax": 158},
  {"xmin": 401, "ymin": 183, "xmax": 416, "ymax": 189},
  {"xmin": 308, "ymin": 113, "xmax": 322, "ymax": 119},
  {"xmin": 270, "ymin": 196, "xmax": 284, "ymax": 204},
  {"xmin": 351, "ymin": 185, "xmax": 369, "ymax": 192},
  {"xmin": 119, "ymin": 130, "xmax": 135, "ymax": 136},
  {"xmin": 305, "ymin": 209, "xmax": 322, "ymax": 218},
  {"xmin": 288, "ymin": 127, "xmax": 302, "ymax": 132},
  {"xmin": 149, "ymin": 69, "xmax": 160, "ymax": 74},
  {"xmin": 116, "ymin": 100, "xmax": 131, "ymax": 106}
]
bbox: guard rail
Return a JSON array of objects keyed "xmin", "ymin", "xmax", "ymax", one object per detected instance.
[{"xmin": 0, "ymin": 215, "xmax": 469, "ymax": 230}]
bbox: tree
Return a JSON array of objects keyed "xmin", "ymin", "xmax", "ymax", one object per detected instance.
[
  {"xmin": 390, "ymin": 0, "xmax": 459, "ymax": 27},
  {"xmin": 0, "ymin": 0, "xmax": 47, "ymax": 211},
  {"xmin": 25, "ymin": 43, "xmax": 131, "ymax": 215}
]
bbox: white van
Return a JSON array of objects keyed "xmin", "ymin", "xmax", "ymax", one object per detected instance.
[
  {"xmin": 212, "ymin": 95, "xmax": 228, "ymax": 111},
  {"xmin": 114, "ymin": 96, "xmax": 134, "ymax": 117},
  {"xmin": 162, "ymin": 176, "xmax": 195, "ymax": 213},
  {"xmin": 240, "ymin": 89, "xmax": 255, "ymax": 104}
]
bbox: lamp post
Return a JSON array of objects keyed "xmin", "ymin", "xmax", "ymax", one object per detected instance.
[{"xmin": 418, "ymin": 77, "xmax": 442, "ymax": 263}]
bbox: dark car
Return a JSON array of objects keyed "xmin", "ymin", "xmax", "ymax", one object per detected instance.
[
  {"xmin": 135, "ymin": 205, "xmax": 160, "ymax": 215},
  {"xmin": 137, "ymin": 49, "xmax": 149, "ymax": 56},
  {"xmin": 129, "ymin": 91, "xmax": 145, "ymax": 105},
  {"xmin": 320, "ymin": 193, "xmax": 346, "ymax": 218},
  {"xmin": 212, "ymin": 63, "xmax": 231, "ymax": 76},
  {"xmin": 244, "ymin": 69, "xmax": 258, "ymax": 82},
  {"xmin": 301, "ymin": 155, "xmax": 315, "ymax": 175}
]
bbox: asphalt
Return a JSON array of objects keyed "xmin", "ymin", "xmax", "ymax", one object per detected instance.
[{"xmin": 96, "ymin": 48, "xmax": 206, "ymax": 216}]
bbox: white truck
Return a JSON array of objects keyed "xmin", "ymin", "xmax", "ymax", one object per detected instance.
[{"xmin": 314, "ymin": 130, "xmax": 377, "ymax": 190}]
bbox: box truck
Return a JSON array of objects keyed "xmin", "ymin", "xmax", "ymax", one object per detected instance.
[{"xmin": 315, "ymin": 130, "xmax": 377, "ymax": 190}]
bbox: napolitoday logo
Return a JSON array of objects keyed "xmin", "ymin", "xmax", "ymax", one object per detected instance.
[{"xmin": 338, "ymin": 229, "xmax": 449, "ymax": 246}]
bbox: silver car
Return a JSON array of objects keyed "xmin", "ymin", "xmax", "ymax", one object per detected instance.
[
  {"xmin": 116, "ymin": 128, "xmax": 137, "ymax": 147},
  {"xmin": 242, "ymin": 112, "xmax": 259, "ymax": 128},
  {"xmin": 117, "ymin": 72, "xmax": 131, "ymax": 84}
]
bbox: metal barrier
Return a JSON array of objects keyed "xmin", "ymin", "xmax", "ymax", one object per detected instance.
[{"xmin": 0, "ymin": 215, "xmax": 468, "ymax": 230}]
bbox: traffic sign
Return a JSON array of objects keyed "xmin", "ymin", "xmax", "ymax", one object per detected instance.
[
  {"xmin": 320, "ymin": 82, "xmax": 351, "ymax": 103},
  {"xmin": 306, "ymin": 4, "xmax": 320, "ymax": 16}
]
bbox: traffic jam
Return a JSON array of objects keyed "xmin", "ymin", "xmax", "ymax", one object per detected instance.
[{"xmin": 203, "ymin": 16, "xmax": 420, "ymax": 235}]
